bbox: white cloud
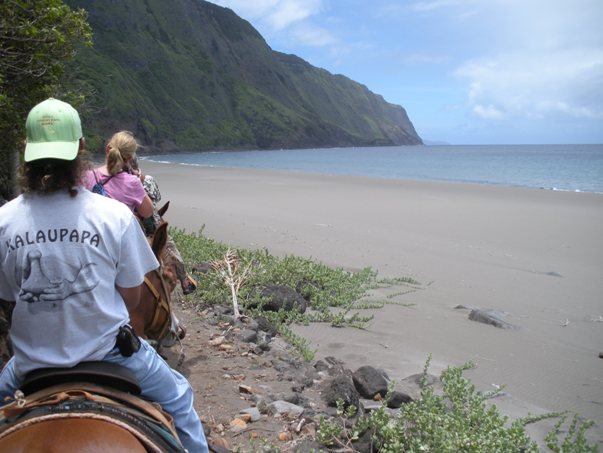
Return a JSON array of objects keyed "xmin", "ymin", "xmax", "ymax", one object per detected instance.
[
  {"xmin": 473, "ymin": 104, "xmax": 505, "ymax": 120},
  {"xmin": 265, "ymin": 0, "xmax": 323, "ymax": 30},
  {"xmin": 208, "ymin": 0, "xmax": 335, "ymax": 48},
  {"xmin": 440, "ymin": 0, "xmax": 603, "ymax": 123},
  {"xmin": 290, "ymin": 24, "xmax": 336, "ymax": 47},
  {"xmin": 207, "ymin": 0, "xmax": 277, "ymax": 19},
  {"xmin": 209, "ymin": 0, "xmax": 325, "ymax": 30},
  {"xmin": 456, "ymin": 50, "xmax": 603, "ymax": 121},
  {"xmin": 208, "ymin": 0, "xmax": 603, "ymax": 137}
]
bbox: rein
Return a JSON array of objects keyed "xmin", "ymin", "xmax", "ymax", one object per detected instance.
[{"xmin": 142, "ymin": 268, "xmax": 172, "ymax": 341}]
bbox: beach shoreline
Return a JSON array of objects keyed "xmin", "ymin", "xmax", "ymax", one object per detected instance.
[{"xmin": 142, "ymin": 160, "xmax": 603, "ymax": 444}]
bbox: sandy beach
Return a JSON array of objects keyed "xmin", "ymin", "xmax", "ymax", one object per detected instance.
[{"xmin": 142, "ymin": 160, "xmax": 603, "ymax": 442}]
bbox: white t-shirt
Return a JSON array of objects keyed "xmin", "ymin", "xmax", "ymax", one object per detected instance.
[{"xmin": 0, "ymin": 188, "xmax": 159, "ymax": 377}]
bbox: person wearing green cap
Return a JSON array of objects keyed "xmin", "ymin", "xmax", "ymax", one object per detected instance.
[{"xmin": 0, "ymin": 98, "xmax": 208, "ymax": 452}]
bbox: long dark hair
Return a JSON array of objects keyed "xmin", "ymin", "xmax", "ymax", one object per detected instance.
[{"xmin": 19, "ymin": 157, "xmax": 87, "ymax": 197}]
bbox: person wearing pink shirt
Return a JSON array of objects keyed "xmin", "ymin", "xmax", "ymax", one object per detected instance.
[{"xmin": 83, "ymin": 131, "xmax": 153, "ymax": 219}]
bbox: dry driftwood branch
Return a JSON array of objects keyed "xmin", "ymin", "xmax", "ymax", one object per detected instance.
[{"xmin": 210, "ymin": 248, "xmax": 252, "ymax": 320}]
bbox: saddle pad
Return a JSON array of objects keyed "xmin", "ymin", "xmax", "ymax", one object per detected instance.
[{"xmin": 0, "ymin": 382, "xmax": 185, "ymax": 452}]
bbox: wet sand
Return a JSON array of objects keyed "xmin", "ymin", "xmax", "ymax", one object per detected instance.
[{"xmin": 142, "ymin": 160, "xmax": 603, "ymax": 442}]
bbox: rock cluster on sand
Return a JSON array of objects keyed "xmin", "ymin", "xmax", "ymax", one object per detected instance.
[{"xmin": 186, "ymin": 304, "xmax": 441, "ymax": 453}]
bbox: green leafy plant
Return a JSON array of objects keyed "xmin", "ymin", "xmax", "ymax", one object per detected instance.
[
  {"xmin": 317, "ymin": 400, "xmax": 360, "ymax": 449},
  {"xmin": 0, "ymin": 0, "xmax": 92, "ymax": 199},
  {"xmin": 317, "ymin": 357, "xmax": 598, "ymax": 453},
  {"xmin": 172, "ymin": 228, "xmax": 419, "ymax": 358},
  {"xmin": 545, "ymin": 413, "xmax": 598, "ymax": 453}
]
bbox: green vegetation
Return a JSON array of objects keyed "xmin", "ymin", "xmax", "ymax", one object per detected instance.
[
  {"xmin": 172, "ymin": 228, "xmax": 419, "ymax": 360},
  {"xmin": 0, "ymin": 0, "xmax": 92, "ymax": 200},
  {"xmin": 62, "ymin": 0, "xmax": 421, "ymax": 156},
  {"xmin": 317, "ymin": 358, "xmax": 598, "ymax": 453},
  {"xmin": 0, "ymin": 0, "xmax": 423, "ymax": 195},
  {"xmin": 174, "ymin": 228, "xmax": 598, "ymax": 452},
  {"xmin": 545, "ymin": 414, "xmax": 597, "ymax": 453}
]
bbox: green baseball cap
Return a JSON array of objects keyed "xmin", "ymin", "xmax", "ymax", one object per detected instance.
[{"xmin": 24, "ymin": 98, "xmax": 82, "ymax": 162}]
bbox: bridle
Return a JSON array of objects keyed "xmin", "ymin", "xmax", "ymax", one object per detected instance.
[{"xmin": 142, "ymin": 267, "xmax": 173, "ymax": 342}]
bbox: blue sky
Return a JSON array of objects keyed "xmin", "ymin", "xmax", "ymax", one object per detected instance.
[{"xmin": 207, "ymin": 0, "xmax": 602, "ymax": 145}]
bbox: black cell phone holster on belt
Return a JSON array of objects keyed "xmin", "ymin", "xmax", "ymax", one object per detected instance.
[{"xmin": 116, "ymin": 324, "xmax": 141, "ymax": 357}]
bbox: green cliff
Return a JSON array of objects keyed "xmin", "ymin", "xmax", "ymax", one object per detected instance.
[{"xmin": 67, "ymin": 0, "xmax": 422, "ymax": 153}]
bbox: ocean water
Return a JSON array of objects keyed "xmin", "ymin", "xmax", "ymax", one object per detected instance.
[{"xmin": 147, "ymin": 144, "xmax": 603, "ymax": 194}]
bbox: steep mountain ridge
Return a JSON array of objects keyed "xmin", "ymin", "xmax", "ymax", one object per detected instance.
[{"xmin": 66, "ymin": 0, "xmax": 422, "ymax": 152}]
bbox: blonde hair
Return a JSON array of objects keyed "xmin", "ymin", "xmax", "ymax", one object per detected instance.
[{"xmin": 106, "ymin": 131, "xmax": 138, "ymax": 175}]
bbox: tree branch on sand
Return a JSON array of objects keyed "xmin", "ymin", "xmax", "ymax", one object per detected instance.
[{"xmin": 210, "ymin": 248, "xmax": 251, "ymax": 320}]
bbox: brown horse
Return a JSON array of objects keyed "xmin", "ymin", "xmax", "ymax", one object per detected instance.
[
  {"xmin": 129, "ymin": 221, "xmax": 180, "ymax": 345},
  {"xmin": 0, "ymin": 222, "xmax": 188, "ymax": 452},
  {"xmin": 0, "ymin": 418, "xmax": 149, "ymax": 452},
  {"xmin": 134, "ymin": 202, "xmax": 187, "ymax": 349},
  {"xmin": 0, "ymin": 373, "xmax": 185, "ymax": 452}
]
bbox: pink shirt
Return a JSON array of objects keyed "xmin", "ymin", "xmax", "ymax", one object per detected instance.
[{"xmin": 83, "ymin": 169, "xmax": 146, "ymax": 213}]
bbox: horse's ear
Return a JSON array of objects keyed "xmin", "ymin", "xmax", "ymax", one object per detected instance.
[
  {"xmin": 151, "ymin": 222, "xmax": 168, "ymax": 259},
  {"xmin": 157, "ymin": 201, "xmax": 170, "ymax": 218}
]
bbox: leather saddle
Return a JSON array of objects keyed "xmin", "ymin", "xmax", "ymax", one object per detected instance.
[
  {"xmin": 1, "ymin": 362, "xmax": 184, "ymax": 452},
  {"xmin": 20, "ymin": 361, "xmax": 141, "ymax": 396}
]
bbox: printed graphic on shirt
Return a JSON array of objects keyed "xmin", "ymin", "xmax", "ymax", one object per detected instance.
[
  {"xmin": 18, "ymin": 250, "xmax": 99, "ymax": 309},
  {"xmin": 5, "ymin": 228, "xmax": 100, "ymax": 254}
]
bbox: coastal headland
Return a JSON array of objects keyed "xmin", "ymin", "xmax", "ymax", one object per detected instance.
[{"xmin": 142, "ymin": 160, "xmax": 603, "ymax": 444}]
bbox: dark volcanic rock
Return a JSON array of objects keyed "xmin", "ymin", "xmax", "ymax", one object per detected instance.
[
  {"xmin": 352, "ymin": 365, "xmax": 389, "ymax": 399},
  {"xmin": 251, "ymin": 284, "xmax": 308, "ymax": 314},
  {"xmin": 387, "ymin": 390, "xmax": 412, "ymax": 408},
  {"xmin": 238, "ymin": 329, "xmax": 257, "ymax": 343},
  {"xmin": 351, "ymin": 429, "xmax": 378, "ymax": 453},
  {"xmin": 256, "ymin": 316, "xmax": 278, "ymax": 336},
  {"xmin": 316, "ymin": 356, "xmax": 349, "ymax": 377},
  {"xmin": 322, "ymin": 375, "xmax": 360, "ymax": 410},
  {"xmin": 468, "ymin": 309, "xmax": 516, "ymax": 329}
]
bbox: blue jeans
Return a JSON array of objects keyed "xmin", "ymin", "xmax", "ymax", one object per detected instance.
[{"xmin": 0, "ymin": 340, "xmax": 208, "ymax": 453}]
